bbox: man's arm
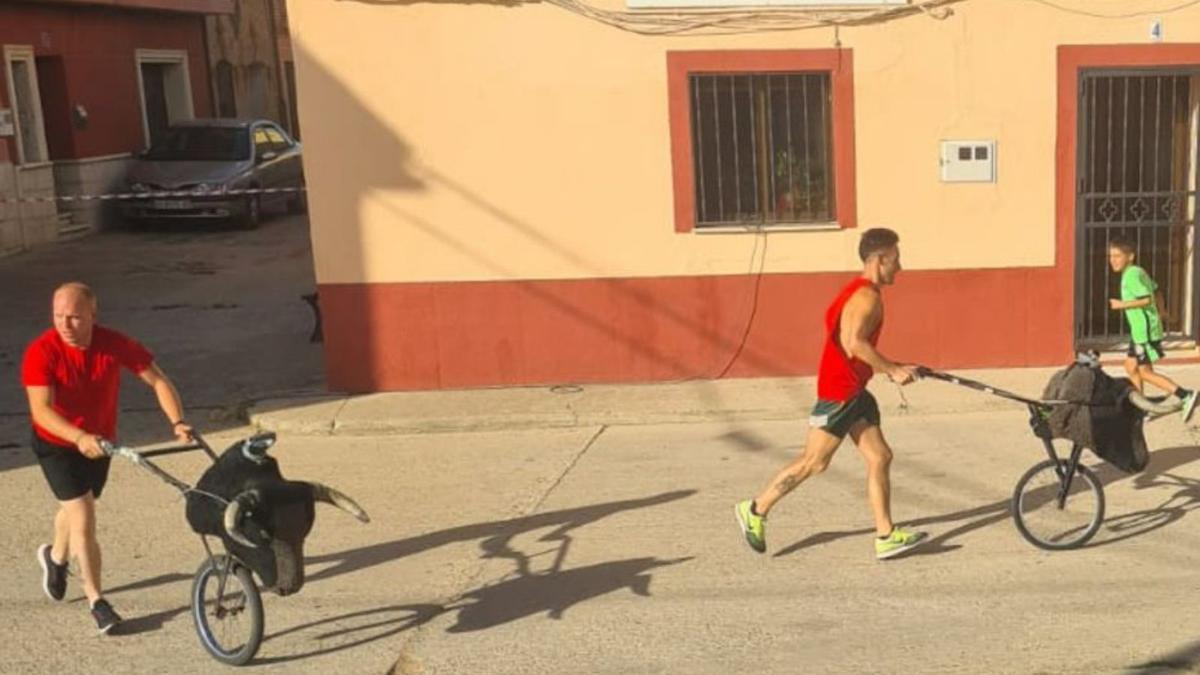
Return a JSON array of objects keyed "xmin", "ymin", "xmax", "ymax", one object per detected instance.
[
  {"xmin": 137, "ymin": 362, "xmax": 192, "ymax": 440},
  {"xmin": 1156, "ymin": 291, "xmax": 1170, "ymax": 322},
  {"xmin": 25, "ymin": 386, "xmax": 105, "ymax": 458},
  {"xmin": 1110, "ymin": 297, "xmax": 1152, "ymax": 310},
  {"xmin": 838, "ymin": 288, "xmax": 916, "ymax": 384}
]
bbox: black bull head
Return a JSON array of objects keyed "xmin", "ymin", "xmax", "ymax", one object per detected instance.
[{"xmin": 184, "ymin": 433, "xmax": 369, "ymax": 595}]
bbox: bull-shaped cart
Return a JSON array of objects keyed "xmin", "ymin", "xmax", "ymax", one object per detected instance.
[
  {"xmin": 101, "ymin": 431, "xmax": 369, "ymax": 665},
  {"xmin": 918, "ymin": 353, "xmax": 1179, "ymax": 550}
]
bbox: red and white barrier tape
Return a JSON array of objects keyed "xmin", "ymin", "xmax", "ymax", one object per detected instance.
[{"xmin": 0, "ymin": 186, "xmax": 306, "ymax": 204}]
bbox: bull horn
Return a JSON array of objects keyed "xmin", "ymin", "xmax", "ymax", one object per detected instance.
[
  {"xmin": 309, "ymin": 482, "xmax": 370, "ymax": 523},
  {"xmin": 1127, "ymin": 390, "xmax": 1182, "ymax": 415},
  {"xmin": 223, "ymin": 491, "xmax": 261, "ymax": 548}
]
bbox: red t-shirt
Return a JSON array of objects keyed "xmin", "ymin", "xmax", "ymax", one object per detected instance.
[
  {"xmin": 21, "ymin": 325, "xmax": 154, "ymax": 448},
  {"xmin": 817, "ymin": 277, "xmax": 883, "ymax": 402}
]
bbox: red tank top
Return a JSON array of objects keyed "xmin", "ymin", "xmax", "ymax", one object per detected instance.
[{"xmin": 817, "ymin": 277, "xmax": 882, "ymax": 401}]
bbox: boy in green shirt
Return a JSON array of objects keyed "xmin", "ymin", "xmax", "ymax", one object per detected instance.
[{"xmin": 1108, "ymin": 236, "xmax": 1197, "ymax": 423}]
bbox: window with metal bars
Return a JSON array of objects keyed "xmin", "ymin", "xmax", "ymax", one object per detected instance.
[{"xmin": 689, "ymin": 72, "xmax": 834, "ymax": 227}]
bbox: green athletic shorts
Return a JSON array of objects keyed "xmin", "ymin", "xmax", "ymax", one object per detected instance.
[{"xmin": 808, "ymin": 390, "xmax": 881, "ymax": 438}]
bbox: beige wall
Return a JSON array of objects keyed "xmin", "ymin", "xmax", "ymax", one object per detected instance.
[{"xmin": 288, "ymin": 0, "xmax": 1200, "ymax": 285}]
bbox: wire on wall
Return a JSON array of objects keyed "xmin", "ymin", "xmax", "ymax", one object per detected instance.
[
  {"xmin": 541, "ymin": 0, "xmax": 958, "ymax": 36},
  {"xmin": 1020, "ymin": 0, "xmax": 1200, "ymax": 20},
  {"xmin": 712, "ymin": 227, "xmax": 770, "ymax": 380},
  {"xmin": 337, "ymin": 0, "xmax": 960, "ymax": 36}
]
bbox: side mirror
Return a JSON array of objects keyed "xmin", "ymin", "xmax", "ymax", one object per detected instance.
[{"xmin": 257, "ymin": 150, "xmax": 278, "ymax": 164}]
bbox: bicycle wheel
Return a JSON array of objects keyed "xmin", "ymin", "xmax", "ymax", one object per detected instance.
[
  {"xmin": 1011, "ymin": 459, "xmax": 1105, "ymax": 550},
  {"xmin": 191, "ymin": 555, "xmax": 264, "ymax": 666}
]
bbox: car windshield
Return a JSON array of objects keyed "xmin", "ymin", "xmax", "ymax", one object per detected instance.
[{"xmin": 144, "ymin": 127, "xmax": 250, "ymax": 161}]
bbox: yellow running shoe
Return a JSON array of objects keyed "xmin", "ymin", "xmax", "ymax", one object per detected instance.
[
  {"xmin": 734, "ymin": 500, "xmax": 766, "ymax": 553},
  {"xmin": 875, "ymin": 526, "xmax": 928, "ymax": 560}
]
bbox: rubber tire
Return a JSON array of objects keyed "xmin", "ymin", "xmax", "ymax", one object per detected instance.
[
  {"xmin": 191, "ymin": 555, "xmax": 264, "ymax": 666},
  {"xmin": 239, "ymin": 194, "xmax": 261, "ymax": 230},
  {"xmin": 1011, "ymin": 459, "xmax": 1105, "ymax": 551}
]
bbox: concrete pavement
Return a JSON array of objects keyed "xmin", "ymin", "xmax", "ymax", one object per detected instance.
[{"xmin": 7, "ymin": 400, "xmax": 1200, "ymax": 674}]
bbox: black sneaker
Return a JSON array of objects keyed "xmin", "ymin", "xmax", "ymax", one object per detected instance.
[
  {"xmin": 90, "ymin": 598, "xmax": 122, "ymax": 635},
  {"xmin": 37, "ymin": 544, "xmax": 67, "ymax": 601}
]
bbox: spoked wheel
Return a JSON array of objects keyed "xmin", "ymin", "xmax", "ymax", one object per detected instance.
[
  {"xmin": 1011, "ymin": 459, "xmax": 1105, "ymax": 550},
  {"xmin": 191, "ymin": 555, "xmax": 264, "ymax": 666}
]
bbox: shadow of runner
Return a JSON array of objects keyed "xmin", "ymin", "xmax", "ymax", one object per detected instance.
[
  {"xmin": 78, "ymin": 490, "xmax": 697, "ymax": 643},
  {"xmin": 306, "ymin": 490, "xmax": 696, "ymax": 583},
  {"xmin": 773, "ymin": 445, "xmax": 1200, "ymax": 557},
  {"xmin": 447, "ymin": 556, "xmax": 692, "ymax": 632},
  {"xmin": 116, "ymin": 603, "xmax": 191, "ymax": 637},
  {"xmin": 253, "ymin": 604, "xmax": 445, "ymax": 665},
  {"xmin": 103, "ymin": 572, "xmax": 192, "ymax": 598},
  {"xmin": 56, "ymin": 571, "xmax": 195, "ymax": 637},
  {"xmin": 253, "ymin": 555, "xmax": 691, "ymax": 664},
  {"xmin": 253, "ymin": 501, "xmax": 693, "ymax": 663},
  {"xmin": 1126, "ymin": 638, "xmax": 1200, "ymax": 673}
]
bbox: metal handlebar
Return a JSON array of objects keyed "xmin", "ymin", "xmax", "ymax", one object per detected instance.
[
  {"xmin": 914, "ymin": 365, "xmax": 1065, "ymax": 409},
  {"xmin": 98, "ymin": 438, "xmax": 139, "ymax": 462},
  {"xmin": 99, "ymin": 432, "xmax": 217, "ymax": 495}
]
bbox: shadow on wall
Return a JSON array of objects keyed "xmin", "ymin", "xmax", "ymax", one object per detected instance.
[
  {"xmin": 292, "ymin": 42, "xmax": 422, "ymax": 391},
  {"xmin": 297, "ymin": 43, "xmax": 812, "ymax": 393},
  {"xmin": 297, "ymin": 0, "xmax": 974, "ymax": 394},
  {"xmin": 297, "ymin": 0, "xmax": 993, "ymax": 393}
]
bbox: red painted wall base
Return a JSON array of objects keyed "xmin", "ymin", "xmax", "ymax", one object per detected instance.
[{"xmin": 318, "ymin": 267, "xmax": 1073, "ymax": 392}]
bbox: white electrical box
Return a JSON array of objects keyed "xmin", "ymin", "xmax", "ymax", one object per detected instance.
[{"xmin": 940, "ymin": 140, "xmax": 996, "ymax": 183}]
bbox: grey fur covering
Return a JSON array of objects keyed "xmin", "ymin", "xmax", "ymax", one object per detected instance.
[{"xmin": 1040, "ymin": 364, "xmax": 1148, "ymax": 473}]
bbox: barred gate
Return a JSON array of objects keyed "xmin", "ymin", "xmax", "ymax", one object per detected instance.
[{"xmin": 1076, "ymin": 71, "xmax": 1200, "ymax": 348}]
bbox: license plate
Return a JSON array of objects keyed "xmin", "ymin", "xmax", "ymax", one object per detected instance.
[{"xmin": 152, "ymin": 199, "xmax": 192, "ymax": 210}]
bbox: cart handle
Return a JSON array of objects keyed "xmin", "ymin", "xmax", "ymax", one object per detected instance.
[
  {"xmin": 100, "ymin": 438, "xmax": 197, "ymax": 495},
  {"xmin": 914, "ymin": 366, "xmax": 1066, "ymax": 409}
]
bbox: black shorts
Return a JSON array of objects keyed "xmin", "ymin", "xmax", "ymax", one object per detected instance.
[
  {"xmin": 31, "ymin": 431, "xmax": 111, "ymax": 501},
  {"xmin": 1127, "ymin": 340, "xmax": 1164, "ymax": 366},
  {"xmin": 808, "ymin": 390, "xmax": 881, "ymax": 438}
]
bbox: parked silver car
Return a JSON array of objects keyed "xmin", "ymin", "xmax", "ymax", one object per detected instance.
[{"xmin": 122, "ymin": 118, "xmax": 305, "ymax": 229}]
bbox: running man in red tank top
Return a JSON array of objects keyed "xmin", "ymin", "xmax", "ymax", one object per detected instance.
[{"xmin": 734, "ymin": 228, "xmax": 929, "ymax": 560}]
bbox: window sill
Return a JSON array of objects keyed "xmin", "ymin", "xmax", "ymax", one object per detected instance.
[{"xmin": 692, "ymin": 222, "xmax": 844, "ymax": 234}]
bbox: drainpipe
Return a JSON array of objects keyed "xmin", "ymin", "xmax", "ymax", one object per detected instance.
[{"xmin": 201, "ymin": 12, "xmax": 219, "ymax": 118}]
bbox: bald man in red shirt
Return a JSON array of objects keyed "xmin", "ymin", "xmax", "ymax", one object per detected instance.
[{"xmin": 23, "ymin": 282, "xmax": 192, "ymax": 634}]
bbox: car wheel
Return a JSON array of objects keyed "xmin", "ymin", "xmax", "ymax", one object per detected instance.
[{"xmin": 239, "ymin": 194, "xmax": 261, "ymax": 230}]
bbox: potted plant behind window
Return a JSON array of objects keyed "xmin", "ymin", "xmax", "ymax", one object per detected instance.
[{"xmin": 773, "ymin": 148, "xmax": 828, "ymax": 223}]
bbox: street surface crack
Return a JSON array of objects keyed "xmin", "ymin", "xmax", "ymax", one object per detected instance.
[
  {"xmin": 386, "ymin": 424, "xmax": 608, "ymax": 672},
  {"xmin": 527, "ymin": 424, "xmax": 606, "ymax": 514}
]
